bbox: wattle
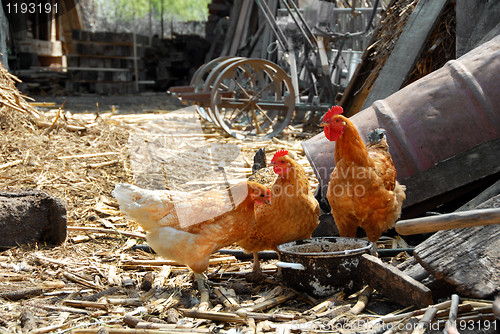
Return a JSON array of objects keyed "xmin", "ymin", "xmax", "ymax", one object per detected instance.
[
  {"xmin": 273, "ymin": 166, "xmax": 290, "ymax": 175},
  {"xmin": 325, "ymin": 126, "xmax": 342, "ymax": 141}
]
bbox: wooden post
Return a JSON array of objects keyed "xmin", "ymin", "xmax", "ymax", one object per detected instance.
[
  {"xmin": 133, "ymin": 32, "xmax": 139, "ymax": 92},
  {"xmin": 361, "ymin": 0, "xmax": 448, "ymax": 110}
]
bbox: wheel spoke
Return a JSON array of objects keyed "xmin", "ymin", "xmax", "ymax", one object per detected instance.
[
  {"xmin": 235, "ymin": 80, "xmax": 251, "ymax": 99},
  {"xmin": 255, "ymin": 103, "xmax": 275, "ymax": 124},
  {"xmin": 250, "ymin": 109, "xmax": 263, "ymax": 134}
]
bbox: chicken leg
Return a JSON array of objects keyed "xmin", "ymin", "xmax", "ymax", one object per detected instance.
[
  {"xmin": 245, "ymin": 252, "xmax": 266, "ymax": 283},
  {"xmin": 194, "ymin": 273, "xmax": 210, "ymax": 311}
]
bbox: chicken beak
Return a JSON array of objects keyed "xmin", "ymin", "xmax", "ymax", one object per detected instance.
[
  {"xmin": 265, "ymin": 189, "xmax": 271, "ymax": 206},
  {"xmin": 319, "ymin": 122, "xmax": 328, "ymax": 127}
]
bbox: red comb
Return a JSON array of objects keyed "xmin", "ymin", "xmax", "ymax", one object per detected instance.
[
  {"xmin": 267, "ymin": 189, "xmax": 271, "ymax": 195},
  {"xmin": 271, "ymin": 149, "xmax": 288, "ymax": 162},
  {"xmin": 323, "ymin": 105, "xmax": 343, "ymax": 122}
]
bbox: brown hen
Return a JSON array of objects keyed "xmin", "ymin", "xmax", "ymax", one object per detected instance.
[
  {"xmin": 320, "ymin": 106, "xmax": 406, "ymax": 244},
  {"xmin": 238, "ymin": 149, "xmax": 319, "ymax": 279}
]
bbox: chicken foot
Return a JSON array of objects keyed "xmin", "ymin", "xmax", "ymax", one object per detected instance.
[{"xmin": 245, "ymin": 252, "xmax": 267, "ymax": 283}]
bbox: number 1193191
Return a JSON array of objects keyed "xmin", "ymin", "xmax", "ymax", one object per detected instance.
[{"xmin": 6, "ymin": 2, "xmax": 57, "ymax": 14}]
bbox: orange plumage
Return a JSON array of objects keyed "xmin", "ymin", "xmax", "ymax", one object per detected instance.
[
  {"xmin": 321, "ymin": 106, "xmax": 406, "ymax": 243},
  {"xmin": 238, "ymin": 150, "xmax": 319, "ymax": 278}
]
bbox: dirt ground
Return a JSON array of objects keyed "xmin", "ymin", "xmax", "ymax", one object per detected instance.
[{"xmin": 28, "ymin": 92, "xmax": 186, "ymax": 114}]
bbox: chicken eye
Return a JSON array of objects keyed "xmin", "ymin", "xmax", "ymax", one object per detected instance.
[{"xmin": 260, "ymin": 194, "xmax": 264, "ymax": 197}]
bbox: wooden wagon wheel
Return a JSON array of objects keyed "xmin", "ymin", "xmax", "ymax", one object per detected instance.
[
  {"xmin": 188, "ymin": 56, "xmax": 235, "ymax": 122},
  {"xmin": 190, "ymin": 56, "xmax": 233, "ymax": 90},
  {"xmin": 200, "ymin": 57, "xmax": 246, "ymax": 126},
  {"xmin": 210, "ymin": 59, "xmax": 295, "ymax": 139}
]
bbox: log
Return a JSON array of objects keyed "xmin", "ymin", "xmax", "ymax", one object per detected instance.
[
  {"xmin": 360, "ymin": 254, "xmax": 433, "ymax": 308},
  {"xmin": 396, "ymin": 257, "xmax": 430, "ymax": 282},
  {"xmin": 395, "ymin": 208, "xmax": 500, "ymax": 235}
]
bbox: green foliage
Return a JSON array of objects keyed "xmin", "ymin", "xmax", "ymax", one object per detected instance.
[
  {"xmin": 95, "ymin": 0, "xmax": 210, "ymax": 22},
  {"xmin": 159, "ymin": 0, "xmax": 211, "ymax": 21}
]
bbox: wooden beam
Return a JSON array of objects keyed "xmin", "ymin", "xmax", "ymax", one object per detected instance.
[
  {"xmin": 229, "ymin": 0, "xmax": 253, "ymax": 56},
  {"xmin": 361, "ymin": 0, "xmax": 448, "ymax": 110},
  {"xmin": 360, "ymin": 254, "xmax": 433, "ymax": 308},
  {"xmin": 220, "ymin": 0, "xmax": 243, "ymax": 57},
  {"xmin": 167, "ymin": 86, "xmax": 195, "ymax": 94},
  {"xmin": 455, "ymin": 178, "xmax": 500, "ymax": 212},
  {"xmin": 401, "ymin": 137, "xmax": 500, "ymax": 209}
]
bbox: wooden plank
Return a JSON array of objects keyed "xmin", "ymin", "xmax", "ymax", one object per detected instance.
[
  {"xmin": 396, "ymin": 256, "xmax": 459, "ymax": 301},
  {"xmin": 401, "ymin": 137, "xmax": 500, "ymax": 210},
  {"xmin": 456, "ymin": 178, "xmax": 500, "ymax": 212},
  {"xmin": 68, "ymin": 80, "xmax": 137, "ymax": 84},
  {"xmin": 133, "ymin": 32, "xmax": 139, "ymax": 92},
  {"xmin": 361, "ymin": 0, "xmax": 448, "ymax": 110},
  {"xmin": 73, "ymin": 40, "xmax": 146, "ymax": 47},
  {"xmin": 414, "ymin": 224, "xmax": 500, "ymax": 298},
  {"xmin": 62, "ymin": 67, "xmax": 133, "ymax": 72},
  {"xmin": 456, "ymin": 0, "xmax": 500, "ymax": 58},
  {"xmin": 229, "ymin": 0, "xmax": 252, "ymax": 56},
  {"xmin": 59, "ymin": 0, "xmax": 82, "ymax": 54},
  {"xmin": 414, "ymin": 195, "xmax": 500, "ymax": 298},
  {"xmin": 360, "ymin": 254, "xmax": 433, "ymax": 308},
  {"xmin": 220, "ymin": 0, "xmax": 243, "ymax": 56}
]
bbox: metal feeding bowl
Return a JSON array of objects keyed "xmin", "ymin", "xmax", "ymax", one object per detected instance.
[{"xmin": 276, "ymin": 237, "xmax": 373, "ymax": 297}]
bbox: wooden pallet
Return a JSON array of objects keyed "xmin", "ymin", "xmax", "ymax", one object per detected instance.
[{"xmin": 65, "ymin": 30, "xmax": 152, "ymax": 94}]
